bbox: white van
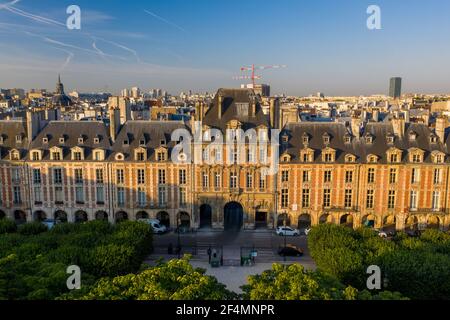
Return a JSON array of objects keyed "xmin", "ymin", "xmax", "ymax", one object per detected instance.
[{"xmin": 138, "ymin": 218, "xmax": 167, "ymax": 234}]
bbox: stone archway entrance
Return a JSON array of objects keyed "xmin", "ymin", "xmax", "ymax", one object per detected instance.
[
  {"xmin": 157, "ymin": 211, "xmax": 170, "ymax": 228},
  {"xmin": 298, "ymin": 214, "xmax": 311, "ymax": 229},
  {"xmin": 340, "ymin": 214, "xmax": 354, "ymax": 228},
  {"xmin": 224, "ymin": 202, "xmax": 243, "ymax": 231},
  {"xmin": 199, "ymin": 204, "xmax": 212, "ymax": 228}
]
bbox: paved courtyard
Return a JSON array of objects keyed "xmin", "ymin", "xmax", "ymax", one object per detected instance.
[{"xmin": 145, "ymin": 229, "xmax": 316, "ymax": 293}]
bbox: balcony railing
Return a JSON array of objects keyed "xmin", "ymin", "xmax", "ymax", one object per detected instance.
[{"xmin": 406, "ymin": 207, "xmax": 446, "ymax": 214}]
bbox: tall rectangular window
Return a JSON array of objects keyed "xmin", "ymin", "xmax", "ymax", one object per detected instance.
[
  {"xmin": 432, "ymin": 191, "xmax": 440, "ymax": 210},
  {"xmin": 303, "ymin": 171, "xmax": 311, "ymax": 183},
  {"xmin": 388, "ymin": 190, "xmax": 396, "ymax": 209},
  {"xmin": 323, "ymin": 189, "xmax": 331, "ymax": 208},
  {"xmin": 12, "ymin": 168, "xmax": 20, "ymax": 183},
  {"xmin": 179, "ymin": 187, "xmax": 186, "ymax": 206},
  {"xmin": 55, "ymin": 186, "xmax": 63, "ymax": 203},
  {"xmin": 324, "ymin": 170, "xmax": 332, "ymax": 183},
  {"xmin": 33, "ymin": 169, "xmax": 41, "ymax": 184},
  {"xmin": 345, "ymin": 171, "xmax": 353, "ymax": 183},
  {"xmin": 410, "ymin": 190, "xmax": 418, "ymax": 210},
  {"xmin": 302, "ymin": 189, "xmax": 310, "ymax": 208},
  {"xmin": 367, "ymin": 168, "xmax": 375, "ymax": 183},
  {"xmin": 366, "ymin": 190, "xmax": 374, "ymax": 209},
  {"xmin": 75, "ymin": 186, "xmax": 84, "ymax": 203},
  {"xmin": 281, "ymin": 189, "xmax": 289, "ymax": 208},
  {"xmin": 137, "ymin": 169, "xmax": 145, "ymax": 185},
  {"xmin": 137, "ymin": 187, "xmax": 146, "ymax": 206},
  {"xmin": 202, "ymin": 172, "xmax": 209, "ymax": 189},
  {"xmin": 96, "ymin": 186, "xmax": 104, "ymax": 204},
  {"xmin": 215, "ymin": 172, "xmax": 221, "ymax": 189},
  {"xmin": 74, "ymin": 169, "xmax": 83, "ymax": 184},
  {"xmin": 246, "ymin": 172, "xmax": 253, "ymax": 189},
  {"xmin": 389, "ymin": 168, "xmax": 397, "ymax": 184},
  {"xmin": 53, "ymin": 168, "xmax": 63, "ymax": 184},
  {"xmin": 281, "ymin": 170, "xmax": 289, "ymax": 183},
  {"xmin": 158, "ymin": 169, "xmax": 166, "ymax": 185},
  {"xmin": 34, "ymin": 186, "xmax": 41, "ymax": 203},
  {"xmin": 259, "ymin": 172, "xmax": 266, "ymax": 190},
  {"xmin": 158, "ymin": 186, "xmax": 166, "ymax": 206},
  {"xmin": 13, "ymin": 186, "xmax": 21, "ymax": 204},
  {"xmin": 116, "ymin": 169, "xmax": 124, "ymax": 184},
  {"xmin": 411, "ymin": 168, "xmax": 420, "ymax": 184},
  {"xmin": 345, "ymin": 189, "xmax": 352, "ymax": 208},
  {"xmin": 179, "ymin": 169, "xmax": 186, "ymax": 185},
  {"xmin": 433, "ymin": 169, "xmax": 441, "ymax": 185},
  {"xmin": 96, "ymin": 169, "xmax": 104, "ymax": 184},
  {"xmin": 230, "ymin": 172, "xmax": 238, "ymax": 189},
  {"xmin": 117, "ymin": 187, "xmax": 125, "ymax": 206}
]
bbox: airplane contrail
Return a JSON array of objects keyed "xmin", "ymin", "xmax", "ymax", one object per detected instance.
[
  {"xmin": 4, "ymin": 5, "xmax": 66, "ymax": 27},
  {"xmin": 52, "ymin": 47, "xmax": 74, "ymax": 71},
  {"xmin": 144, "ymin": 9, "xmax": 187, "ymax": 34}
]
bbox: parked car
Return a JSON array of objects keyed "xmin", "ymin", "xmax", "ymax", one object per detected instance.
[
  {"xmin": 138, "ymin": 218, "xmax": 167, "ymax": 234},
  {"xmin": 41, "ymin": 219, "xmax": 57, "ymax": 230},
  {"xmin": 278, "ymin": 244, "xmax": 304, "ymax": 257},
  {"xmin": 276, "ymin": 226, "xmax": 300, "ymax": 236},
  {"xmin": 374, "ymin": 229, "xmax": 388, "ymax": 238}
]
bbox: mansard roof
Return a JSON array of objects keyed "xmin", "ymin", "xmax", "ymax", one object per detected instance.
[
  {"xmin": 0, "ymin": 120, "xmax": 29, "ymax": 160},
  {"xmin": 281, "ymin": 122, "xmax": 448, "ymax": 164},
  {"xmin": 110, "ymin": 120, "xmax": 189, "ymax": 161},
  {"xmin": 203, "ymin": 88, "xmax": 269, "ymax": 132},
  {"xmin": 29, "ymin": 121, "xmax": 111, "ymax": 160}
]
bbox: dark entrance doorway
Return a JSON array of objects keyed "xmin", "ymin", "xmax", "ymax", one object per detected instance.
[
  {"xmin": 200, "ymin": 204, "xmax": 212, "ymax": 228},
  {"xmin": 255, "ymin": 211, "xmax": 267, "ymax": 228},
  {"xmin": 224, "ymin": 202, "xmax": 243, "ymax": 231}
]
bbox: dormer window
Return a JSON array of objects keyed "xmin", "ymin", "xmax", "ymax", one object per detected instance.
[
  {"xmin": 10, "ymin": 150, "xmax": 20, "ymax": 160},
  {"xmin": 281, "ymin": 154, "xmax": 291, "ymax": 162},
  {"xmin": 365, "ymin": 134, "xmax": 373, "ymax": 144},
  {"xmin": 123, "ymin": 139, "xmax": 129, "ymax": 146},
  {"xmin": 135, "ymin": 150, "xmax": 146, "ymax": 161},
  {"xmin": 15, "ymin": 135, "xmax": 23, "ymax": 144},
  {"xmin": 344, "ymin": 134, "xmax": 351, "ymax": 144},
  {"xmin": 0, "ymin": 136, "xmax": 4, "ymax": 145},
  {"xmin": 322, "ymin": 133, "xmax": 330, "ymax": 144},
  {"xmin": 51, "ymin": 149, "xmax": 62, "ymax": 161},
  {"xmin": 387, "ymin": 135, "xmax": 394, "ymax": 144},
  {"xmin": 78, "ymin": 136, "xmax": 85, "ymax": 144},
  {"xmin": 94, "ymin": 136, "xmax": 100, "ymax": 144},
  {"xmin": 367, "ymin": 155, "xmax": 378, "ymax": 163},
  {"xmin": 282, "ymin": 134, "xmax": 289, "ymax": 144},
  {"xmin": 93, "ymin": 150, "xmax": 104, "ymax": 161},
  {"xmin": 157, "ymin": 151, "xmax": 167, "ymax": 161},
  {"xmin": 160, "ymin": 139, "xmax": 166, "ymax": 146},
  {"xmin": 71, "ymin": 148, "xmax": 84, "ymax": 161},
  {"xmin": 59, "ymin": 136, "xmax": 65, "ymax": 144},
  {"xmin": 409, "ymin": 131, "xmax": 417, "ymax": 141},
  {"xmin": 345, "ymin": 154, "xmax": 356, "ymax": 163},
  {"xmin": 302, "ymin": 133, "xmax": 309, "ymax": 145},
  {"xmin": 432, "ymin": 152, "xmax": 444, "ymax": 164},
  {"xmin": 115, "ymin": 153, "xmax": 124, "ymax": 161},
  {"xmin": 139, "ymin": 137, "xmax": 146, "ymax": 146},
  {"xmin": 430, "ymin": 135, "xmax": 438, "ymax": 144},
  {"xmin": 31, "ymin": 151, "xmax": 40, "ymax": 161},
  {"xmin": 42, "ymin": 136, "xmax": 49, "ymax": 144},
  {"xmin": 300, "ymin": 148, "xmax": 314, "ymax": 163}
]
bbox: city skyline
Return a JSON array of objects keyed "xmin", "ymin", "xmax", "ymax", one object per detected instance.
[{"xmin": 0, "ymin": 0, "xmax": 450, "ymax": 95}]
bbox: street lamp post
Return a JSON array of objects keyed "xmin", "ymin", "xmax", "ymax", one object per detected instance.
[
  {"xmin": 177, "ymin": 216, "xmax": 181, "ymax": 259},
  {"xmin": 283, "ymin": 217, "xmax": 287, "ymax": 262}
]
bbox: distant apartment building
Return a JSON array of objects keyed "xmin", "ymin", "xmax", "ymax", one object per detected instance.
[
  {"xmin": 389, "ymin": 77, "xmax": 402, "ymax": 99},
  {"xmin": 107, "ymin": 96, "xmax": 131, "ymax": 124}
]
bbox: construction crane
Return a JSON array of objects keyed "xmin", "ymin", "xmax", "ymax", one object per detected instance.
[{"xmin": 233, "ymin": 64, "xmax": 287, "ymax": 87}]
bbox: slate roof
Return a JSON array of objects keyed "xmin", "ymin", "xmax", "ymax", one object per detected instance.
[
  {"xmin": 281, "ymin": 121, "xmax": 447, "ymax": 164},
  {"xmin": 0, "ymin": 120, "xmax": 29, "ymax": 160},
  {"xmin": 110, "ymin": 120, "xmax": 190, "ymax": 161},
  {"xmin": 203, "ymin": 88, "xmax": 269, "ymax": 132},
  {"xmin": 29, "ymin": 121, "xmax": 111, "ymax": 161}
]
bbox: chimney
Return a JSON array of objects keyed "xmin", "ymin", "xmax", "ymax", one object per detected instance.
[
  {"xmin": 218, "ymin": 94, "xmax": 223, "ymax": 120},
  {"xmin": 269, "ymin": 98, "xmax": 279, "ymax": 128},
  {"xmin": 373, "ymin": 109, "xmax": 379, "ymax": 122},
  {"xmin": 392, "ymin": 117, "xmax": 405, "ymax": 138},
  {"xmin": 435, "ymin": 116, "xmax": 447, "ymax": 143},
  {"xmin": 109, "ymin": 108, "xmax": 121, "ymax": 142},
  {"xmin": 351, "ymin": 116, "xmax": 362, "ymax": 137}
]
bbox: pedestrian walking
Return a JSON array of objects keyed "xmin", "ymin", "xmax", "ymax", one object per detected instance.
[{"xmin": 207, "ymin": 247, "xmax": 212, "ymax": 263}]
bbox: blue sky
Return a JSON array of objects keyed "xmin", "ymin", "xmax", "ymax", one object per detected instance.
[{"xmin": 0, "ymin": 0, "xmax": 449, "ymax": 96}]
